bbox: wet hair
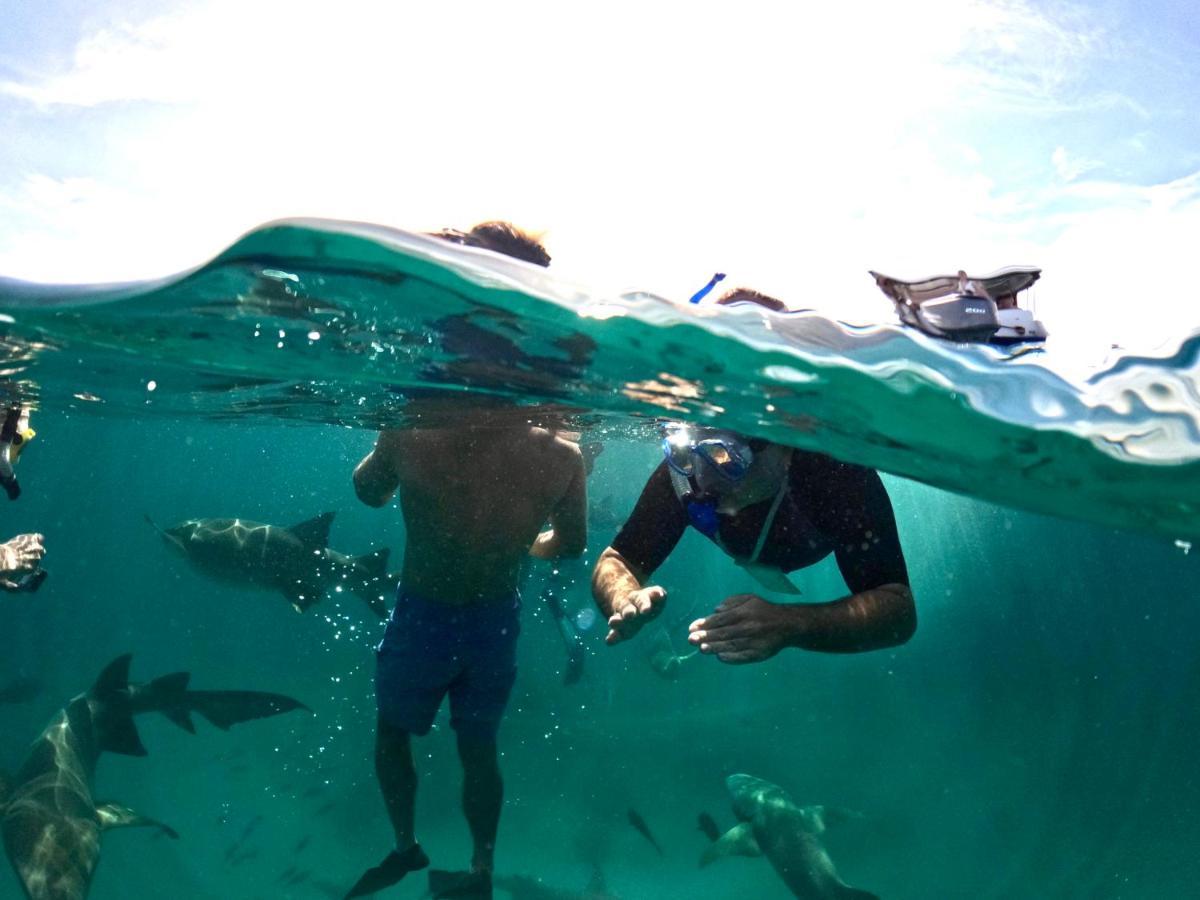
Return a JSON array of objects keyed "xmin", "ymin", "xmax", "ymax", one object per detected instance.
[
  {"xmin": 432, "ymin": 221, "xmax": 551, "ymax": 268},
  {"xmin": 716, "ymin": 287, "xmax": 788, "ymax": 312}
]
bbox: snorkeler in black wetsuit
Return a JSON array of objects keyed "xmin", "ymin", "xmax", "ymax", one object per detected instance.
[{"xmin": 591, "ymin": 287, "xmax": 913, "ymax": 664}]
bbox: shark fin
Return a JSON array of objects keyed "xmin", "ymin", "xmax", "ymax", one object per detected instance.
[
  {"xmin": 91, "ymin": 654, "xmax": 149, "ymax": 757},
  {"xmin": 92, "ymin": 654, "xmax": 134, "ymax": 699},
  {"xmin": 186, "ymin": 689, "xmax": 310, "ymax": 731},
  {"xmin": 699, "ymin": 822, "xmax": 761, "ymax": 868},
  {"xmin": 284, "ymin": 579, "xmax": 324, "ymax": 612},
  {"xmin": 348, "ymin": 547, "xmax": 392, "ymax": 618},
  {"xmin": 96, "ymin": 802, "xmax": 180, "ymax": 839},
  {"xmin": 146, "ymin": 672, "xmax": 196, "ymax": 733},
  {"xmin": 813, "ymin": 805, "xmax": 863, "ymax": 830},
  {"xmin": 288, "ymin": 512, "xmax": 335, "ymax": 549}
]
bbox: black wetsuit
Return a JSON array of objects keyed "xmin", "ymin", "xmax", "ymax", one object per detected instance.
[{"xmin": 610, "ymin": 452, "xmax": 909, "ymax": 594}]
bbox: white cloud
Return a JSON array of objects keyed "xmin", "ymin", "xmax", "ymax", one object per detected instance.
[
  {"xmin": 0, "ymin": 0, "xmax": 1194, "ymax": 371},
  {"xmin": 1052, "ymin": 145, "xmax": 1104, "ymax": 181}
]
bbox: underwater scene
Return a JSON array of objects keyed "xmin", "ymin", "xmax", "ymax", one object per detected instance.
[{"xmin": 1, "ymin": 220, "xmax": 1198, "ymax": 900}]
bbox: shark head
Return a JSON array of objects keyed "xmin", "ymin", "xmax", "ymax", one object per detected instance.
[
  {"xmin": 160, "ymin": 520, "xmax": 198, "ymax": 553},
  {"xmin": 726, "ymin": 774, "xmax": 795, "ymax": 822}
]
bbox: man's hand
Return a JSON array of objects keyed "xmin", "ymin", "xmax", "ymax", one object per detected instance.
[
  {"xmin": 605, "ymin": 585, "xmax": 667, "ymax": 645},
  {"xmin": 687, "ymin": 594, "xmax": 796, "ymax": 664},
  {"xmin": 0, "ymin": 532, "xmax": 45, "ymax": 592}
]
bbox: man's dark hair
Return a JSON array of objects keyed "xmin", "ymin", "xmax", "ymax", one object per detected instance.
[
  {"xmin": 432, "ymin": 221, "xmax": 551, "ymax": 268},
  {"xmin": 716, "ymin": 287, "xmax": 787, "ymax": 312}
]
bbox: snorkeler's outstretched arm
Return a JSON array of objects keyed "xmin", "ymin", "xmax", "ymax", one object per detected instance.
[
  {"xmin": 688, "ymin": 464, "xmax": 915, "ymax": 663},
  {"xmin": 593, "ymin": 465, "xmax": 687, "ymax": 645},
  {"xmin": 592, "ymin": 546, "xmax": 667, "ymax": 645},
  {"xmin": 353, "ymin": 430, "xmax": 404, "ymax": 507},
  {"xmin": 687, "ymin": 585, "xmax": 915, "ymax": 662},
  {"xmin": 0, "ymin": 532, "xmax": 45, "ymax": 591}
]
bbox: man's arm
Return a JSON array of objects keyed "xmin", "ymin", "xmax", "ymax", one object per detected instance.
[
  {"xmin": 352, "ymin": 430, "xmax": 404, "ymax": 508},
  {"xmin": 689, "ymin": 462, "xmax": 915, "ymax": 663},
  {"xmin": 530, "ymin": 451, "xmax": 588, "ymax": 559},
  {"xmin": 590, "ymin": 462, "xmax": 688, "ymax": 645},
  {"xmin": 591, "ymin": 547, "xmax": 666, "ymax": 645},
  {"xmin": 688, "ymin": 585, "xmax": 915, "ymax": 662}
]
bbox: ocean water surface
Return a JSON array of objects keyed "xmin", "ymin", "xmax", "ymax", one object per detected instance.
[{"xmin": 0, "ymin": 220, "xmax": 1197, "ymax": 899}]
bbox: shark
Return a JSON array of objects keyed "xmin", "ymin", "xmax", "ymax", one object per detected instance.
[
  {"xmin": 0, "ymin": 654, "xmax": 308, "ymax": 900},
  {"xmin": 702, "ymin": 774, "xmax": 877, "ymax": 900},
  {"xmin": 151, "ymin": 511, "xmax": 391, "ymax": 617}
]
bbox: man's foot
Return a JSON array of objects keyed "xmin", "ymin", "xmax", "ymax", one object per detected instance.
[
  {"xmin": 428, "ymin": 868, "xmax": 493, "ymax": 900},
  {"xmin": 344, "ymin": 844, "xmax": 429, "ymax": 898}
]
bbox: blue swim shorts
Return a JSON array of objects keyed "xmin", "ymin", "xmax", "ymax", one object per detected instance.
[{"xmin": 375, "ymin": 588, "xmax": 521, "ymax": 741}]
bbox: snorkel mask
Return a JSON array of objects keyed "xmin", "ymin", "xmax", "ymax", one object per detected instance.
[{"xmin": 661, "ymin": 424, "xmax": 766, "ymax": 536}]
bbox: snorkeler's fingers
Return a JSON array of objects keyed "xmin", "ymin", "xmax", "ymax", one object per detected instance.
[
  {"xmin": 713, "ymin": 593, "xmax": 757, "ymax": 614},
  {"xmin": 690, "ymin": 623, "xmax": 753, "ymax": 647}
]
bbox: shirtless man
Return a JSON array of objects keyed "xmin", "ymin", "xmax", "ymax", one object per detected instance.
[{"xmin": 346, "ymin": 225, "xmax": 587, "ymax": 900}]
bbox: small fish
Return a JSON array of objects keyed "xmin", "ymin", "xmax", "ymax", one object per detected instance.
[
  {"xmin": 698, "ymin": 812, "xmax": 721, "ymax": 843},
  {"xmin": 293, "ymin": 834, "xmax": 311, "ymax": 854},
  {"xmin": 0, "ymin": 675, "xmax": 43, "ymax": 705},
  {"xmin": 237, "ymin": 814, "xmax": 264, "ymax": 844},
  {"xmin": 627, "ymin": 808, "xmax": 664, "ymax": 856}
]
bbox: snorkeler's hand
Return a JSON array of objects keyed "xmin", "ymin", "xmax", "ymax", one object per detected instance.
[
  {"xmin": 687, "ymin": 594, "xmax": 790, "ymax": 664},
  {"xmin": 0, "ymin": 532, "xmax": 45, "ymax": 590},
  {"xmin": 605, "ymin": 585, "xmax": 667, "ymax": 645}
]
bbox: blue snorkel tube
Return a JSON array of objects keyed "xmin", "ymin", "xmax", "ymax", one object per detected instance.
[{"xmin": 688, "ymin": 272, "xmax": 726, "ymax": 304}]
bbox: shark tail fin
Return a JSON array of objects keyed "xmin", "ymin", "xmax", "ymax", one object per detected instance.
[
  {"xmin": 90, "ymin": 654, "xmax": 149, "ymax": 757},
  {"xmin": 348, "ymin": 547, "xmax": 392, "ymax": 619},
  {"xmin": 185, "ymin": 689, "xmax": 310, "ymax": 731},
  {"xmin": 288, "ymin": 512, "xmax": 335, "ymax": 549},
  {"xmin": 146, "ymin": 671, "xmax": 196, "ymax": 733}
]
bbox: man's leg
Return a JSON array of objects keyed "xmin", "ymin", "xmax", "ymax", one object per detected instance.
[
  {"xmin": 376, "ymin": 716, "xmax": 417, "ymax": 849},
  {"xmin": 345, "ymin": 718, "xmax": 431, "ymax": 897},
  {"xmin": 456, "ymin": 733, "xmax": 503, "ymax": 873}
]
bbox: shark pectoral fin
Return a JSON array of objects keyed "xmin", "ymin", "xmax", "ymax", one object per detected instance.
[
  {"xmin": 284, "ymin": 581, "xmax": 323, "ymax": 612},
  {"xmin": 288, "ymin": 512, "xmax": 335, "ymax": 549},
  {"xmin": 96, "ymin": 802, "xmax": 180, "ymax": 839},
  {"xmin": 163, "ymin": 706, "xmax": 196, "ymax": 733},
  {"xmin": 145, "ymin": 672, "xmax": 197, "ymax": 733},
  {"xmin": 699, "ymin": 822, "xmax": 760, "ymax": 867},
  {"xmin": 812, "ymin": 805, "xmax": 864, "ymax": 830},
  {"xmin": 348, "ymin": 547, "xmax": 392, "ymax": 618}
]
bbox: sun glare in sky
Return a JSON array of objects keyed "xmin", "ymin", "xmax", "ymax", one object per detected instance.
[{"xmin": 1, "ymin": 0, "xmax": 1197, "ymax": 363}]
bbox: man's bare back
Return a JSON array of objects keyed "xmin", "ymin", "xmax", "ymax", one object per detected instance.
[{"xmin": 354, "ymin": 422, "xmax": 586, "ymax": 603}]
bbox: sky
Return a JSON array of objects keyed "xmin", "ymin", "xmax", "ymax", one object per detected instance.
[{"xmin": 1, "ymin": 0, "xmax": 1197, "ymax": 364}]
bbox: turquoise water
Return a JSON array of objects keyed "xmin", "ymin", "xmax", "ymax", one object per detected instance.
[{"xmin": 1, "ymin": 221, "xmax": 1199, "ymax": 898}]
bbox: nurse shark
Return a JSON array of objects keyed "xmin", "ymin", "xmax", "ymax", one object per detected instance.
[
  {"xmin": 0, "ymin": 654, "xmax": 307, "ymax": 900},
  {"xmin": 702, "ymin": 774, "xmax": 877, "ymax": 900},
  {"xmin": 151, "ymin": 511, "xmax": 390, "ymax": 617}
]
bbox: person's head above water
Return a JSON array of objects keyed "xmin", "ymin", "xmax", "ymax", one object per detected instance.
[
  {"xmin": 715, "ymin": 287, "xmax": 788, "ymax": 312},
  {"xmin": 431, "ymin": 221, "xmax": 551, "ymax": 268}
]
